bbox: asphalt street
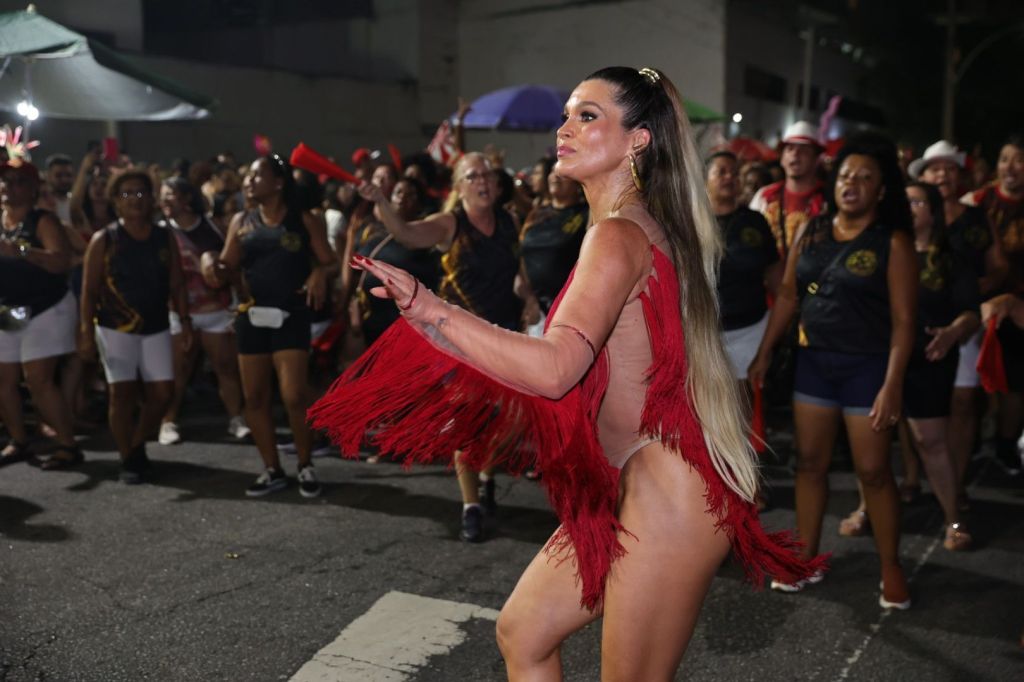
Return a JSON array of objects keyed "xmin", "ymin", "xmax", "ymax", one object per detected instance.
[{"xmin": 1, "ymin": 398, "xmax": 1021, "ymax": 681}]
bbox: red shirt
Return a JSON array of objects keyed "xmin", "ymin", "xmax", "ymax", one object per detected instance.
[{"xmin": 749, "ymin": 180, "xmax": 826, "ymax": 257}]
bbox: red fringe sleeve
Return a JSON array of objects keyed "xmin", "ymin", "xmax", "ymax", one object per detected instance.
[
  {"xmin": 308, "ymin": 271, "xmax": 626, "ymax": 610},
  {"xmin": 639, "ymin": 247, "xmax": 828, "ymax": 587}
]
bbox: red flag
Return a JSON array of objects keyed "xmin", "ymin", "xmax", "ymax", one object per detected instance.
[
  {"xmin": 977, "ymin": 317, "xmax": 1009, "ymax": 393},
  {"xmin": 750, "ymin": 383, "xmax": 767, "ymax": 454}
]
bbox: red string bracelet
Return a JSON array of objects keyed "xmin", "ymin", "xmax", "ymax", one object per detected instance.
[
  {"xmin": 398, "ymin": 279, "xmax": 419, "ymax": 311},
  {"xmin": 550, "ymin": 323, "xmax": 597, "ymax": 359}
]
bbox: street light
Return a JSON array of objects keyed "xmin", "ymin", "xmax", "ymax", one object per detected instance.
[{"xmin": 16, "ymin": 100, "xmax": 39, "ymax": 121}]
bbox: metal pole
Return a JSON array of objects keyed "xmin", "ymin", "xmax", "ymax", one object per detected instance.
[
  {"xmin": 942, "ymin": 0, "xmax": 956, "ymax": 140},
  {"xmin": 800, "ymin": 24, "xmax": 815, "ymax": 121}
]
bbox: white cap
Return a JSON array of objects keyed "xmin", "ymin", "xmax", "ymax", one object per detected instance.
[
  {"xmin": 781, "ymin": 121, "xmax": 823, "ymax": 149},
  {"xmin": 908, "ymin": 140, "xmax": 966, "ymax": 179}
]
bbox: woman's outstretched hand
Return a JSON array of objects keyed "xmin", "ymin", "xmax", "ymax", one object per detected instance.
[{"xmin": 350, "ymin": 254, "xmax": 437, "ymax": 322}]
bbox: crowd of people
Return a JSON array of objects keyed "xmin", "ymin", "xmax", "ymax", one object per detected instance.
[{"xmin": 1, "ymin": 67, "xmax": 1023, "ymax": 675}]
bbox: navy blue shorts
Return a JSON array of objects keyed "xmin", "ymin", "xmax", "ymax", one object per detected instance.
[{"xmin": 793, "ymin": 347, "xmax": 888, "ymax": 415}]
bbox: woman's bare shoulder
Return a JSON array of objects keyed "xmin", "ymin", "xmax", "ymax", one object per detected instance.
[{"xmin": 580, "ymin": 216, "xmax": 651, "ymax": 276}]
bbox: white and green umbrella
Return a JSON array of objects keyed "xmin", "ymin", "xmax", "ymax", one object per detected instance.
[{"xmin": 0, "ymin": 7, "xmax": 215, "ymax": 121}]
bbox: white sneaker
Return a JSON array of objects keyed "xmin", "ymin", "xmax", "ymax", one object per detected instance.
[
  {"xmin": 227, "ymin": 415, "xmax": 251, "ymax": 440},
  {"xmin": 770, "ymin": 570, "xmax": 825, "ymax": 593},
  {"xmin": 297, "ymin": 465, "xmax": 322, "ymax": 498},
  {"xmin": 158, "ymin": 422, "xmax": 181, "ymax": 446}
]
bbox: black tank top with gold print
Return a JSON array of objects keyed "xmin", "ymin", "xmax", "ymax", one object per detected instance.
[{"xmin": 439, "ymin": 207, "xmax": 522, "ymax": 330}]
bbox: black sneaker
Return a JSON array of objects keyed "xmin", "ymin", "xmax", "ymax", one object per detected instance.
[
  {"xmin": 460, "ymin": 505, "xmax": 485, "ymax": 543},
  {"xmin": 119, "ymin": 445, "xmax": 151, "ymax": 485},
  {"xmin": 246, "ymin": 467, "xmax": 288, "ymax": 497},
  {"xmin": 479, "ymin": 477, "xmax": 497, "ymax": 516},
  {"xmin": 297, "ymin": 464, "xmax": 322, "ymax": 498}
]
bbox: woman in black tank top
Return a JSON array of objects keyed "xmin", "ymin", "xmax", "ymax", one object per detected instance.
[
  {"xmin": 0, "ymin": 160, "xmax": 79, "ymax": 469},
  {"xmin": 80, "ymin": 171, "xmax": 191, "ymax": 481},
  {"xmin": 357, "ymin": 151, "xmax": 524, "ymax": 542},
  {"xmin": 209, "ymin": 155, "xmax": 338, "ymax": 498},
  {"xmin": 749, "ymin": 134, "xmax": 919, "ymax": 608}
]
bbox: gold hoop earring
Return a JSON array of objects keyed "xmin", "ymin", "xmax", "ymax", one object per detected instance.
[{"xmin": 629, "ymin": 154, "xmax": 643, "ymax": 192}]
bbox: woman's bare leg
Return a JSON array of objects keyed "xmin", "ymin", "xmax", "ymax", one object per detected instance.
[
  {"xmin": 497, "ymin": 534, "xmax": 601, "ymax": 681},
  {"xmin": 203, "ymin": 331, "xmax": 244, "ymax": 418},
  {"xmin": 272, "ymin": 349, "xmax": 312, "ymax": 467},
  {"xmin": 163, "ymin": 332, "xmax": 199, "ymax": 425},
  {"xmin": 948, "ymin": 387, "xmax": 977, "ymax": 495},
  {"xmin": 793, "ymin": 401, "xmax": 842, "ymax": 557},
  {"xmin": 238, "ymin": 354, "xmax": 278, "ymax": 470},
  {"xmin": 600, "ymin": 444, "xmax": 731, "ymax": 680},
  {"xmin": 844, "ymin": 415, "xmax": 900, "ymax": 569},
  {"xmin": 897, "ymin": 419, "xmax": 920, "ymax": 489},
  {"xmin": 906, "ymin": 417, "xmax": 959, "ymax": 525}
]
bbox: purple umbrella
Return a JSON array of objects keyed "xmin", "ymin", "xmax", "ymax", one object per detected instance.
[{"xmin": 457, "ymin": 85, "xmax": 569, "ymax": 132}]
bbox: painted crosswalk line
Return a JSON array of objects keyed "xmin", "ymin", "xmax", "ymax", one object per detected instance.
[{"xmin": 289, "ymin": 590, "xmax": 501, "ymax": 681}]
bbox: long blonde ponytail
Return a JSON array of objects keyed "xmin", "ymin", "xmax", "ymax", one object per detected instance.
[{"xmin": 587, "ymin": 66, "xmax": 759, "ymax": 502}]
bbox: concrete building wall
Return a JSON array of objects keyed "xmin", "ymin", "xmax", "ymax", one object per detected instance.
[
  {"xmin": 725, "ymin": 2, "xmax": 870, "ymax": 145},
  {"xmin": 3, "ymin": 0, "xmax": 728, "ymax": 169}
]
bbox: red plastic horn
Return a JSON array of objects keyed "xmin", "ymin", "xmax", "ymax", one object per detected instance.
[
  {"xmin": 290, "ymin": 143, "xmax": 359, "ymax": 184},
  {"xmin": 388, "ymin": 143, "xmax": 403, "ymax": 173}
]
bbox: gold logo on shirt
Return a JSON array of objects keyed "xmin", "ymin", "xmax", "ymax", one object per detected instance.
[
  {"xmin": 280, "ymin": 232, "xmax": 302, "ymax": 253},
  {"xmin": 741, "ymin": 227, "xmax": 763, "ymax": 247},
  {"xmin": 964, "ymin": 224, "xmax": 989, "ymax": 249},
  {"xmin": 845, "ymin": 249, "xmax": 877, "ymax": 276},
  {"xmin": 157, "ymin": 248, "xmax": 170, "ymax": 265}
]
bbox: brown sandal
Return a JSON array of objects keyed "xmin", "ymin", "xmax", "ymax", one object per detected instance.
[
  {"xmin": 39, "ymin": 445, "xmax": 85, "ymax": 471},
  {"xmin": 943, "ymin": 522, "xmax": 972, "ymax": 551},
  {"xmin": 838, "ymin": 509, "xmax": 870, "ymax": 537}
]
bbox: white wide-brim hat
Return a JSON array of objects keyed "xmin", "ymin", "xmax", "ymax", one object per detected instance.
[
  {"xmin": 780, "ymin": 121, "xmax": 824, "ymax": 150},
  {"xmin": 908, "ymin": 140, "xmax": 966, "ymax": 179}
]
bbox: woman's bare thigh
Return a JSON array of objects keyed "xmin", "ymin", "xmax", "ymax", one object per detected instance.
[
  {"xmin": 600, "ymin": 442, "xmax": 731, "ymax": 681},
  {"xmin": 498, "ymin": 529, "xmax": 601, "ymax": 665}
]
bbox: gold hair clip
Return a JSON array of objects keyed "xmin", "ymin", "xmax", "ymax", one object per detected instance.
[{"xmin": 638, "ymin": 67, "xmax": 660, "ymax": 85}]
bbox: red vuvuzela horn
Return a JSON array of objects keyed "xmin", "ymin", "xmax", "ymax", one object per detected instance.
[
  {"xmin": 290, "ymin": 143, "xmax": 359, "ymax": 184},
  {"xmin": 387, "ymin": 143, "xmax": 403, "ymax": 173}
]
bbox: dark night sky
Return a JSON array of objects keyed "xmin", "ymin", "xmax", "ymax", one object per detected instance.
[{"xmin": 791, "ymin": 0, "xmax": 1024, "ymax": 158}]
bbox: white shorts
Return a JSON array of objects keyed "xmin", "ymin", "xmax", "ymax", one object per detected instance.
[
  {"xmin": 722, "ymin": 312, "xmax": 769, "ymax": 381},
  {"xmin": 954, "ymin": 330, "xmax": 982, "ymax": 388},
  {"xmin": 95, "ymin": 326, "xmax": 174, "ymax": 384},
  {"xmin": 0, "ymin": 291, "xmax": 77, "ymax": 364},
  {"xmin": 169, "ymin": 309, "xmax": 234, "ymax": 335}
]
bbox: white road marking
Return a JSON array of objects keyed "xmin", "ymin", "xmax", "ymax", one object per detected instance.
[
  {"xmin": 289, "ymin": 590, "xmax": 500, "ymax": 682},
  {"xmin": 832, "ymin": 459, "xmax": 992, "ymax": 681}
]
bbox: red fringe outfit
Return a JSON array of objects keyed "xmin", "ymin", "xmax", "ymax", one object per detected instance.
[{"xmin": 310, "ymin": 245, "xmax": 826, "ymax": 610}]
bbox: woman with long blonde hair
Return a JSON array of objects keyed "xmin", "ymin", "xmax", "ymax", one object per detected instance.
[
  {"xmin": 314, "ymin": 66, "xmax": 821, "ymax": 679},
  {"xmin": 355, "ymin": 150, "xmax": 522, "ymax": 542}
]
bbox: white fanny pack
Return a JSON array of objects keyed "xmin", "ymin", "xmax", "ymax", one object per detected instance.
[{"xmin": 247, "ymin": 306, "xmax": 290, "ymax": 329}]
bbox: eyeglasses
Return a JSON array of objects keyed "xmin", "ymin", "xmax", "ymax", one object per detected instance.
[
  {"xmin": 118, "ymin": 191, "xmax": 147, "ymax": 200},
  {"xmin": 461, "ymin": 171, "xmax": 493, "ymax": 184}
]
